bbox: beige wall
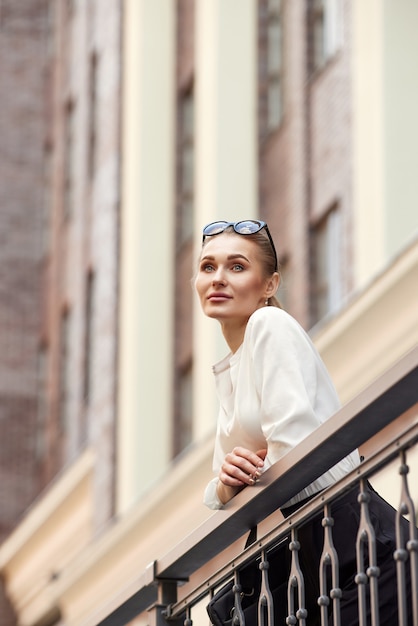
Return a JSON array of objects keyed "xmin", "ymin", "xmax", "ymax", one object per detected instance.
[
  {"xmin": 352, "ymin": 0, "xmax": 418, "ymax": 287},
  {"xmin": 117, "ymin": 0, "xmax": 176, "ymax": 514},
  {"xmin": 383, "ymin": 0, "xmax": 418, "ymax": 257},
  {"xmin": 352, "ymin": 0, "xmax": 385, "ymax": 287},
  {"xmin": 193, "ymin": 0, "xmax": 258, "ymax": 440},
  {"xmin": 314, "ymin": 240, "xmax": 418, "ymax": 405}
]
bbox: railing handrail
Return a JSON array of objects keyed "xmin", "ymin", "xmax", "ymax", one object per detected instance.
[
  {"xmin": 171, "ymin": 416, "xmax": 418, "ymax": 617},
  {"xmin": 96, "ymin": 346, "xmax": 418, "ymax": 625}
]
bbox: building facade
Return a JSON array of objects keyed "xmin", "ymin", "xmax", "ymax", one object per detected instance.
[
  {"xmin": 0, "ymin": 0, "xmax": 122, "ymax": 622},
  {"xmin": 0, "ymin": 0, "xmax": 417, "ymax": 624},
  {"xmin": 0, "ymin": 2, "xmax": 49, "ymax": 623}
]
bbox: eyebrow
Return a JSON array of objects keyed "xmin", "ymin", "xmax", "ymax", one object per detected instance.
[{"xmin": 201, "ymin": 253, "xmax": 251, "ymax": 263}]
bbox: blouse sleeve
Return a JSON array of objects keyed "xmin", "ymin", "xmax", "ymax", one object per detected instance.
[
  {"xmin": 203, "ymin": 476, "xmax": 223, "ymax": 510},
  {"xmin": 246, "ymin": 309, "xmax": 340, "ymax": 466},
  {"xmin": 203, "ymin": 418, "xmax": 230, "ymax": 509}
]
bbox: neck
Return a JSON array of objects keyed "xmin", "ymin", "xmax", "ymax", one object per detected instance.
[{"xmin": 220, "ymin": 320, "xmax": 247, "ymax": 354}]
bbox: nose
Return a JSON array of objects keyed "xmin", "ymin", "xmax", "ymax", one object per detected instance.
[{"xmin": 211, "ymin": 267, "xmax": 227, "ymax": 285}]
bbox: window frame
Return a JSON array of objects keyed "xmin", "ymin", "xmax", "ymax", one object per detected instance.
[{"xmin": 310, "ymin": 204, "xmax": 342, "ymax": 324}]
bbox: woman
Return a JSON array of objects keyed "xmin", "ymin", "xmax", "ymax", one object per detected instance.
[{"xmin": 195, "ymin": 220, "xmax": 413, "ymax": 625}]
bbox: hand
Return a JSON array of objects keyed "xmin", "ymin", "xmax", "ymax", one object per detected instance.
[{"xmin": 217, "ymin": 447, "xmax": 267, "ymax": 504}]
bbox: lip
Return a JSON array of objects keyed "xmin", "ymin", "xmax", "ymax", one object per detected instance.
[{"xmin": 207, "ymin": 292, "xmax": 232, "ymax": 301}]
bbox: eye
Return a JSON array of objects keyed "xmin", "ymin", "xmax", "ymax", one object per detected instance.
[
  {"xmin": 200, "ymin": 262, "xmax": 215, "ymax": 272},
  {"xmin": 231, "ymin": 263, "xmax": 244, "ymax": 271}
]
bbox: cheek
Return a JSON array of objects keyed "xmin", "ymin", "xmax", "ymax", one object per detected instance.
[
  {"xmin": 243, "ymin": 282, "xmax": 265, "ymax": 303},
  {"xmin": 194, "ymin": 274, "xmax": 206, "ymax": 298}
]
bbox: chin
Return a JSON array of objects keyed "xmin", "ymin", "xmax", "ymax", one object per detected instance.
[
  {"xmin": 203, "ymin": 306, "xmax": 228, "ymax": 321},
  {"xmin": 205, "ymin": 310, "xmax": 224, "ymax": 321}
]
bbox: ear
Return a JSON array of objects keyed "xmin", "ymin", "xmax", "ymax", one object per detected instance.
[{"xmin": 265, "ymin": 272, "xmax": 280, "ymax": 299}]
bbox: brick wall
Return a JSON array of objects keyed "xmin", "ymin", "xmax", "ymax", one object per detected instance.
[
  {"xmin": 0, "ymin": 1, "xmax": 50, "ymax": 622},
  {"xmin": 0, "ymin": 0, "xmax": 48, "ymax": 540},
  {"xmin": 42, "ymin": 0, "xmax": 122, "ymax": 532},
  {"xmin": 259, "ymin": 0, "xmax": 311, "ymax": 326},
  {"xmin": 259, "ymin": 0, "xmax": 353, "ymax": 327},
  {"xmin": 0, "ymin": 0, "xmax": 123, "ymax": 615},
  {"xmin": 309, "ymin": 0, "xmax": 354, "ymax": 296},
  {"xmin": 173, "ymin": 0, "xmax": 195, "ymax": 456}
]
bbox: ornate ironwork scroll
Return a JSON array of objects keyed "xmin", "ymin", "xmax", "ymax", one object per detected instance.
[
  {"xmin": 318, "ymin": 503, "xmax": 342, "ymax": 626},
  {"xmin": 355, "ymin": 478, "xmax": 380, "ymax": 626},
  {"xmin": 231, "ymin": 569, "xmax": 246, "ymax": 625},
  {"xmin": 286, "ymin": 528, "xmax": 307, "ymax": 625},
  {"xmin": 258, "ymin": 549, "xmax": 274, "ymax": 626},
  {"xmin": 395, "ymin": 449, "xmax": 418, "ymax": 626}
]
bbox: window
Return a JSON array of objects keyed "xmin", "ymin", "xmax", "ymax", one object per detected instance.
[
  {"xmin": 59, "ymin": 309, "xmax": 71, "ymax": 436},
  {"xmin": 83, "ymin": 270, "xmax": 95, "ymax": 406},
  {"xmin": 276, "ymin": 254, "xmax": 289, "ymax": 311},
  {"xmin": 35, "ymin": 346, "xmax": 48, "ymax": 462},
  {"xmin": 266, "ymin": 0, "xmax": 284, "ymax": 131},
  {"xmin": 259, "ymin": 0, "xmax": 284, "ymax": 138},
  {"xmin": 64, "ymin": 0, "xmax": 74, "ymax": 78},
  {"xmin": 177, "ymin": 87, "xmax": 194, "ymax": 244},
  {"xmin": 88, "ymin": 52, "xmax": 98, "ymax": 178},
  {"xmin": 308, "ymin": 0, "xmax": 343, "ymax": 75},
  {"xmin": 63, "ymin": 100, "xmax": 75, "ymax": 219},
  {"xmin": 40, "ymin": 147, "xmax": 52, "ymax": 255},
  {"xmin": 173, "ymin": 364, "xmax": 193, "ymax": 457},
  {"xmin": 311, "ymin": 206, "xmax": 342, "ymax": 324}
]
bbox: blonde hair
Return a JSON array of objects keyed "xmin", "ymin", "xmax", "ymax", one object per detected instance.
[{"xmin": 250, "ymin": 229, "xmax": 282, "ymax": 308}]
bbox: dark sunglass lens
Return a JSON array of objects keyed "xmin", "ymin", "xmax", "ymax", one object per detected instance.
[
  {"xmin": 203, "ymin": 221, "xmax": 229, "ymax": 236},
  {"xmin": 235, "ymin": 220, "xmax": 262, "ymax": 234}
]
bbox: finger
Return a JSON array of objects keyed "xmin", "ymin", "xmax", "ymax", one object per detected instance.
[
  {"xmin": 226, "ymin": 449, "xmax": 259, "ymax": 478},
  {"xmin": 219, "ymin": 467, "xmax": 247, "ymax": 487},
  {"xmin": 230, "ymin": 446, "xmax": 265, "ymax": 469},
  {"xmin": 220, "ymin": 460, "xmax": 249, "ymax": 485},
  {"xmin": 221, "ymin": 454, "xmax": 261, "ymax": 487},
  {"xmin": 256, "ymin": 448, "xmax": 267, "ymax": 461}
]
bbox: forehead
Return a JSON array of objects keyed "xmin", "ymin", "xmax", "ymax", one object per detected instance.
[{"xmin": 201, "ymin": 232, "xmax": 260, "ymax": 259}]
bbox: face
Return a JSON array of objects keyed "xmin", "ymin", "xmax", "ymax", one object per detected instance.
[{"xmin": 195, "ymin": 232, "xmax": 272, "ymax": 327}]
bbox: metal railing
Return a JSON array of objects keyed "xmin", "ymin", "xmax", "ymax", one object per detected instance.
[{"xmin": 97, "ymin": 347, "xmax": 418, "ymax": 626}]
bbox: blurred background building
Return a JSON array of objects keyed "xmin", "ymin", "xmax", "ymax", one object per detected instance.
[{"xmin": 0, "ymin": 0, "xmax": 417, "ymax": 624}]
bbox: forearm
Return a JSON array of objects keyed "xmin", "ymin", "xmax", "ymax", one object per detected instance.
[{"xmin": 216, "ymin": 480, "xmax": 243, "ymax": 505}]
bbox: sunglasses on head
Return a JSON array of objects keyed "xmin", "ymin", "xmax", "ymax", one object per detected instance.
[{"xmin": 202, "ymin": 220, "xmax": 278, "ymax": 272}]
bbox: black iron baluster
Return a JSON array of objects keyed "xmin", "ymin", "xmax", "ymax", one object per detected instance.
[
  {"xmin": 258, "ymin": 549, "xmax": 274, "ymax": 626},
  {"xmin": 355, "ymin": 478, "xmax": 380, "ymax": 626},
  {"xmin": 286, "ymin": 528, "xmax": 307, "ymax": 625},
  {"xmin": 318, "ymin": 504, "xmax": 341, "ymax": 626},
  {"xmin": 157, "ymin": 579, "xmax": 185, "ymax": 626},
  {"xmin": 231, "ymin": 569, "xmax": 246, "ymax": 626},
  {"xmin": 395, "ymin": 449, "xmax": 418, "ymax": 626},
  {"xmin": 183, "ymin": 608, "xmax": 192, "ymax": 625}
]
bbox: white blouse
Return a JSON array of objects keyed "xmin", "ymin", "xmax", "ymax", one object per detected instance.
[{"xmin": 204, "ymin": 306, "xmax": 360, "ymax": 510}]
